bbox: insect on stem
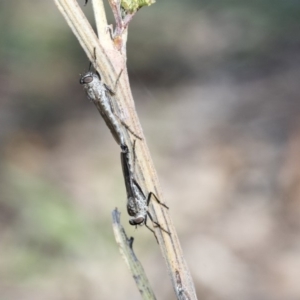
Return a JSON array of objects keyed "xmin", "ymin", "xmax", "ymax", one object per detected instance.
[
  {"xmin": 80, "ymin": 49, "xmax": 142, "ymax": 145},
  {"xmin": 80, "ymin": 71, "xmax": 127, "ymax": 145},
  {"xmin": 120, "ymin": 141, "xmax": 170, "ymax": 241}
]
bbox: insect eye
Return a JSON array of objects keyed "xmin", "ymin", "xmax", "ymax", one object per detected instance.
[
  {"xmin": 80, "ymin": 75, "xmax": 93, "ymax": 84},
  {"xmin": 129, "ymin": 217, "xmax": 144, "ymax": 225}
]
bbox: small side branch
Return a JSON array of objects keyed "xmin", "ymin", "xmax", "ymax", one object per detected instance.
[{"xmin": 112, "ymin": 208, "xmax": 157, "ymax": 300}]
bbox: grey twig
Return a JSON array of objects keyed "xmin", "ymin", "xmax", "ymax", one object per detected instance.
[{"xmin": 112, "ymin": 208, "xmax": 157, "ymax": 300}]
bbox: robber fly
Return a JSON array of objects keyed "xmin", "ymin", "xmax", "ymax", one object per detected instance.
[
  {"xmin": 120, "ymin": 141, "xmax": 170, "ymax": 237},
  {"xmin": 80, "ymin": 67, "xmax": 141, "ymax": 146},
  {"xmin": 80, "ymin": 70, "xmax": 127, "ymax": 146}
]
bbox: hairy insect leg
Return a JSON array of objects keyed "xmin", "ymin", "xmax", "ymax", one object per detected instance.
[
  {"xmin": 108, "ymin": 101, "xmax": 142, "ymax": 141},
  {"xmin": 132, "ymin": 139, "xmax": 137, "ymax": 169},
  {"xmin": 91, "ymin": 48, "xmax": 97, "ymax": 69},
  {"xmin": 145, "ymin": 192, "xmax": 170, "ymax": 235},
  {"xmin": 122, "ymin": 120, "xmax": 142, "ymax": 140},
  {"xmin": 148, "ymin": 192, "xmax": 169, "ymax": 210},
  {"xmin": 113, "ymin": 69, "xmax": 124, "ymax": 92},
  {"xmin": 143, "ymin": 215, "xmax": 159, "ymax": 243},
  {"xmin": 103, "ymin": 68, "xmax": 123, "ymax": 96},
  {"xmin": 146, "ymin": 210, "xmax": 171, "ymax": 235}
]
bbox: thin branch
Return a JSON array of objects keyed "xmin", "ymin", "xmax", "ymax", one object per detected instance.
[
  {"xmin": 53, "ymin": 0, "xmax": 198, "ymax": 299},
  {"xmin": 106, "ymin": 0, "xmax": 129, "ymax": 52},
  {"xmin": 112, "ymin": 208, "xmax": 157, "ymax": 300},
  {"xmin": 90, "ymin": 0, "xmax": 108, "ymax": 38}
]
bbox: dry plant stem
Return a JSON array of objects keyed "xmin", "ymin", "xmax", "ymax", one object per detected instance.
[
  {"xmin": 112, "ymin": 208, "xmax": 157, "ymax": 300},
  {"xmin": 54, "ymin": 0, "xmax": 123, "ymax": 84},
  {"xmin": 53, "ymin": 0, "xmax": 197, "ymax": 299},
  {"xmin": 90, "ymin": 0, "xmax": 108, "ymax": 36}
]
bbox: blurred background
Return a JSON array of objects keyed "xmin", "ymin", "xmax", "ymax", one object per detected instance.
[{"xmin": 1, "ymin": 0, "xmax": 300, "ymax": 299}]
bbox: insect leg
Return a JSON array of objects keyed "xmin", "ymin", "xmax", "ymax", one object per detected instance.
[
  {"xmin": 113, "ymin": 69, "xmax": 124, "ymax": 92},
  {"xmin": 146, "ymin": 192, "xmax": 170, "ymax": 234},
  {"xmin": 131, "ymin": 140, "xmax": 168, "ymax": 209},
  {"xmin": 146, "ymin": 210, "xmax": 171, "ymax": 235},
  {"xmin": 105, "ymin": 92, "xmax": 142, "ymax": 140},
  {"xmin": 143, "ymin": 214, "xmax": 159, "ymax": 243},
  {"xmin": 132, "ymin": 139, "xmax": 137, "ymax": 169},
  {"xmin": 121, "ymin": 120, "xmax": 143, "ymax": 140},
  {"xmin": 147, "ymin": 192, "xmax": 169, "ymax": 210}
]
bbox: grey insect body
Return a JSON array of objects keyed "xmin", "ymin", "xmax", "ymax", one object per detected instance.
[
  {"xmin": 120, "ymin": 142, "xmax": 170, "ymax": 235},
  {"xmin": 121, "ymin": 143, "xmax": 145, "ymax": 225},
  {"xmin": 80, "ymin": 71, "xmax": 125, "ymax": 146}
]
